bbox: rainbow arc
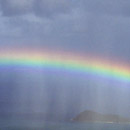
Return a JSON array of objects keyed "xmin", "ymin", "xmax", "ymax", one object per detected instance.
[{"xmin": 0, "ymin": 49, "xmax": 129, "ymax": 82}]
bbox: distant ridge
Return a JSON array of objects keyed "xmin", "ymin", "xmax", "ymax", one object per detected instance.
[{"xmin": 72, "ymin": 110, "xmax": 130, "ymax": 123}]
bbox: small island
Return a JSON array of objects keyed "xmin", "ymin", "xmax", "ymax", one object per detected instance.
[{"xmin": 72, "ymin": 110, "xmax": 130, "ymax": 124}]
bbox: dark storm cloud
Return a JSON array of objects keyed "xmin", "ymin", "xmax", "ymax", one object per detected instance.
[
  {"xmin": 34, "ymin": 0, "xmax": 72, "ymax": 17},
  {"xmin": 0, "ymin": 0, "xmax": 73, "ymax": 17},
  {"xmin": 0, "ymin": 0, "xmax": 130, "ymax": 17},
  {"xmin": 0, "ymin": 0, "xmax": 34, "ymax": 16},
  {"xmin": 0, "ymin": 0, "xmax": 130, "ymax": 62}
]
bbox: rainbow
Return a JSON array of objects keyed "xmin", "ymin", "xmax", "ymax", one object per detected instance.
[{"xmin": 0, "ymin": 49, "xmax": 130, "ymax": 82}]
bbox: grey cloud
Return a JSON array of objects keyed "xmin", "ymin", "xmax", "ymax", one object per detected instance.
[
  {"xmin": 0, "ymin": 0, "xmax": 130, "ymax": 63},
  {"xmin": 0, "ymin": 0, "xmax": 130, "ymax": 18},
  {"xmin": 0, "ymin": 0, "xmax": 73, "ymax": 17},
  {"xmin": 0, "ymin": 0, "xmax": 34, "ymax": 16},
  {"xmin": 34, "ymin": 0, "xmax": 72, "ymax": 17},
  {"xmin": 82, "ymin": 0, "xmax": 130, "ymax": 16}
]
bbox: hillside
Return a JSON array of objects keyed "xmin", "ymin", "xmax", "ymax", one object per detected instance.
[{"xmin": 72, "ymin": 110, "xmax": 130, "ymax": 123}]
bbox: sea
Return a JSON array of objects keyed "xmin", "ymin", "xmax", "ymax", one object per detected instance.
[{"xmin": 1, "ymin": 119, "xmax": 130, "ymax": 130}]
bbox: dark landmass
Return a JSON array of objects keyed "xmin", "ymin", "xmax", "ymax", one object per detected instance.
[{"xmin": 72, "ymin": 110, "xmax": 130, "ymax": 123}]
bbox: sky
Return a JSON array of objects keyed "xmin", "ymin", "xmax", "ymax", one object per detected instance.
[{"xmin": 0, "ymin": 0, "xmax": 130, "ymax": 121}]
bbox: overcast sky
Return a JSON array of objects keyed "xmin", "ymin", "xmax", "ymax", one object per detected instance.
[
  {"xmin": 0, "ymin": 0, "xmax": 130, "ymax": 120},
  {"xmin": 0, "ymin": 0, "xmax": 130, "ymax": 62}
]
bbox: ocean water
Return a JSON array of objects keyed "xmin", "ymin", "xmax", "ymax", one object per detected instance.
[{"xmin": 1, "ymin": 119, "xmax": 130, "ymax": 130}]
